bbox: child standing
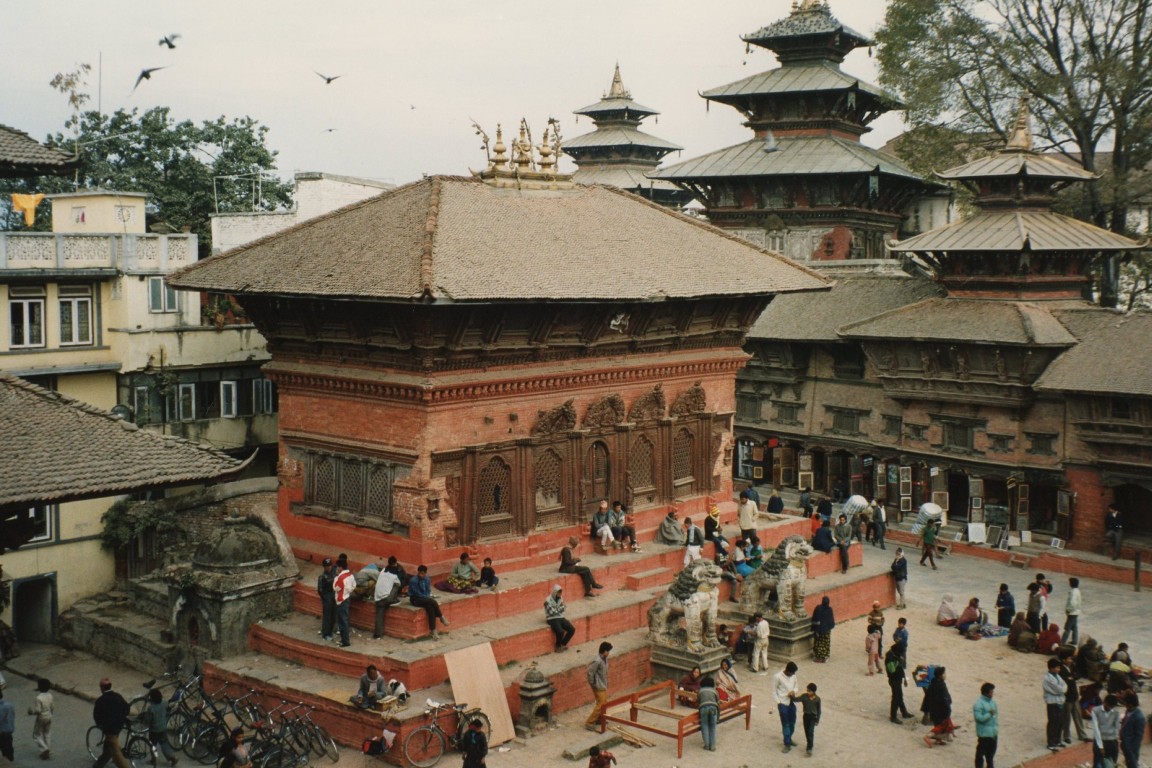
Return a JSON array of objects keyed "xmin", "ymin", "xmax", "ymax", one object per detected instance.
[
  {"xmin": 995, "ymin": 583, "xmax": 1015, "ymax": 629},
  {"xmin": 29, "ymin": 677, "xmax": 53, "ymax": 759},
  {"xmin": 800, "ymin": 683, "xmax": 821, "ymax": 756},
  {"xmin": 144, "ymin": 687, "xmax": 179, "ymax": 766},
  {"xmin": 866, "ymin": 626, "xmax": 883, "ymax": 675},
  {"xmin": 460, "ymin": 718, "xmax": 487, "ymax": 768},
  {"xmin": 478, "ymin": 558, "xmax": 499, "ymax": 590},
  {"xmin": 587, "ymin": 745, "xmax": 617, "ymax": 768}
]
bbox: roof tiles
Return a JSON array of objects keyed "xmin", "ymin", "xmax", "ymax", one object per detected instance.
[
  {"xmin": 838, "ymin": 298, "xmax": 1078, "ymax": 346},
  {"xmin": 889, "ymin": 210, "xmax": 1144, "ymax": 253},
  {"xmin": 1034, "ymin": 310, "xmax": 1152, "ymax": 396}
]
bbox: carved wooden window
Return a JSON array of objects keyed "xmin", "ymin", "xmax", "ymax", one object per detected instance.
[
  {"xmin": 672, "ymin": 428, "xmax": 695, "ymax": 497},
  {"xmin": 629, "ymin": 435, "xmax": 656, "ymax": 506},
  {"xmin": 585, "ymin": 441, "xmax": 611, "ymax": 509},
  {"xmin": 303, "ymin": 449, "xmax": 402, "ymax": 529},
  {"xmin": 477, "ymin": 456, "xmax": 514, "ymax": 539},
  {"xmin": 534, "ymin": 449, "xmax": 565, "ymax": 529}
]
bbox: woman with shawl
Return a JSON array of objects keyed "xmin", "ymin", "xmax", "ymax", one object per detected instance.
[
  {"xmin": 936, "ymin": 594, "xmax": 959, "ymax": 626},
  {"xmin": 956, "ymin": 597, "xmax": 985, "ymax": 634},
  {"xmin": 811, "ymin": 596, "xmax": 835, "ymax": 662},
  {"xmin": 657, "ymin": 510, "xmax": 682, "ymax": 545},
  {"xmin": 716, "ymin": 657, "xmax": 740, "ymax": 702},
  {"xmin": 923, "ymin": 667, "xmax": 955, "ymax": 747}
]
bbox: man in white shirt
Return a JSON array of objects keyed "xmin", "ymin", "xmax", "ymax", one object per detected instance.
[
  {"xmin": 737, "ymin": 491, "xmax": 758, "ymax": 542},
  {"xmin": 372, "ymin": 567, "xmax": 402, "ymax": 640},
  {"xmin": 683, "ymin": 517, "xmax": 704, "ymax": 567},
  {"xmin": 333, "ymin": 564, "xmax": 356, "ymax": 648},
  {"xmin": 772, "ymin": 661, "xmax": 800, "ymax": 753},
  {"xmin": 1061, "ymin": 577, "xmax": 1082, "ymax": 646},
  {"xmin": 750, "ymin": 612, "xmax": 771, "ymax": 673}
]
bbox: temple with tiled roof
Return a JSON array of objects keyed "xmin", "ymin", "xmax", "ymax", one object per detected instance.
[
  {"xmin": 563, "ymin": 65, "xmax": 692, "ymax": 209},
  {"xmin": 651, "ymin": 0, "xmax": 942, "ymax": 261},
  {"xmin": 0, "ymin": 123, "xmax": 78, "ymax": 178},
  {"xmin": 732, "ymin": 96, "xmax": 1152, "ymax": 554},
  {"xmin": 169, "ymin": 122, "xmax": 828, "ymax": 565}
]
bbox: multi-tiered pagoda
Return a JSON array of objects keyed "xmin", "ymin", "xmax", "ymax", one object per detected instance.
[
  {"xmin": 563, "ymin": 65, "xmax": 692, "ymax": 209},
  {"xmin": 652, "ymin": 0, "xmax": 940, "ymax": 260}
]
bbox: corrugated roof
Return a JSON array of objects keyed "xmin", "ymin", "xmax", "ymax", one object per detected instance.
[
  {"xmin": 0, "ymin": 374, "xmax": 244, "ymax": 507},
  {"xmin": 742, "ymin": 6, "xmax": 871, "ymax": 48},
  {"xmin": 571, "ymin": 167, "xmax": 684, "ymax": 193},
  {"xmin": 750, "ymin": 272, "xmax": 943, "ymax": 341},
  {"xmin": 1034, "ymin": 310, "xmax": 1152, "ymax": 396},
  {"xmin": 573, "ymin": 96, "xmax": 659, "ymax": 118},
  {"xmin": 838, "ymin": 298, "xmax": 1078, "ymax": 346},
  {"xmin": 939, "ymin": 152, "xmax": 1096, "ymax": 182},
  {"xmin": 0, "ymin": 123, "xmax": 78, "ymax": 176},
  {"xmin": 168, "ymin": 175, "xmax": 830, "ymax": 301},
  {"xmin": 703, "ymin": 61, "xmax": 890, "ymax": 103},
  {"xmin": 651, "ymin": 135, "xmax": 924, "ymax": 181},
  {"xmin": 562, "ymin": 126, "xmax": 682, "ymax": 152},
  {"xmin": 889, "ymin": 210, "xmax": 1144, "ymax": 253}
]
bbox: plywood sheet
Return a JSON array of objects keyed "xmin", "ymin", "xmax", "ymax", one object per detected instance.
[{"xmin": 444, "ymin": 642, "xmax": 515, "ymax": 745}]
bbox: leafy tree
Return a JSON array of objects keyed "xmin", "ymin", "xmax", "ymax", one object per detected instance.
[
  {"xmin": 2, "ymin": 69, "xmax": 293, "ymax": 253},
  {"xmin": 875, "ymin": 0, "xmax": 1152, "ymax": 306}
]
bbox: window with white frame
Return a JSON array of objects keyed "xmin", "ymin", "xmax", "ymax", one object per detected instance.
[
  {"xmin": 148, "ymin": 277, "xmax": 178, "ymax": 313},
  {"xmin": 58, "ymin": 285, "xmax": 93, "ymax": 345},
  {"xmin": 9, "ymin": 286, "xmax": 46, "ymax": 348},
  {"xmin": 27, "ymin": 504, "xmax": 53, "ymax": 543},
  {"xmin": 220, "ymin": 381, "xmax": 238, "ymax": 418},
  {"xmin": 134, "ymin": 385, "xmax": 152, "ymax": 423},
  {"xmin": 178, "ymin": 382, "xmax": 196, "ymax": 421}
]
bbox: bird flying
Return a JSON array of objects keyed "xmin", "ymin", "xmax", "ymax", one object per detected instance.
[
  {"xmin": 133, "ymin": 67, "xmax": 167, "ymax": 92},
  {"xmin": 159, "ymin": 34, "xmax": 181, "ymax": 49},
  {"xmin": 315, "ymin": 71, "xmax": 341, "ymax": 85}
]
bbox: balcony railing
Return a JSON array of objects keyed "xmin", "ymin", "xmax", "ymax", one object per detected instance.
[{"xmin": 0, "ymin": 232, "xmax": 197, "ymax": 273}]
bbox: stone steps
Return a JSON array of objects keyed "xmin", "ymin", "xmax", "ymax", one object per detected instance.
[{"xmin": 60, "ymin": 592, "xmax": 183, "ymax": 673}]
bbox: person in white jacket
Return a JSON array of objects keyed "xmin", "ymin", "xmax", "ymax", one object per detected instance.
[
  {"xmin": 1061, "ymin": 577, "xmax": 1082, "ymax": 646},
  {"xmin": 29, "ymin": 677, "xmax": 53, "ymax": 759},
  {"xmin": 750, "ymin": 613, "xmax": 771, "ymax": 673},
  {"xmin": 772, "ymin": 661, "xmax": 800, "ymax": 753},
  {"xmin": 737, "ymin": 491, "xmax": 758, "ymax": 542}
]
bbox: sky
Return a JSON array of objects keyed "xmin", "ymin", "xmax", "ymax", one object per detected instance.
[{"xmin": 2, "ymin": 1, "xmax": 897, "ymax": 194}]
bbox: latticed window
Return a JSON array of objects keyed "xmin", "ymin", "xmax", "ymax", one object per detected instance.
[
  {"xmin": 304, "ymin": 450, "xmax": 402, "ymax": 528},
  {"xmin": 477, "ymin": 456, "xmax": 514, "ymax": 539},
  {"xmin": 534, "ymin": 449, "xmax": 565, "ymax": 529},
  {"xmin": 367, "ymin": 466, "xmax": 392, "ymax": 520},
  {"xmin": 672, "ymin": 428, "xmax": 695, "ymax": 497},
  {"xmin": 314, "ymin": 457, "xmax": 336, "ymax": 506},
  {"xmin": 341, "ymin": 461, "xmax": 365, "ymax": 513},
  {"xmin": 629, "ymin": 435, "xmax": 657, "ymax": 506}
]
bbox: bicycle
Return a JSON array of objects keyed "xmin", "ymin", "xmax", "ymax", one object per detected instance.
[
  {"xmin": 86, "ymin": 727, "xmax": 153, "ymax": 768},
  {"xmin": 402, "ymin": 700, "xmax": 491, "ymax": 768}
]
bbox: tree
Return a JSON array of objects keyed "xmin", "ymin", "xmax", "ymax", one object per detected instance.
[
  {"xmin": 2, "ymin": 71, "xmax": 293, "ymax": 252},
  {"xmin": 875, "ymin": 0, "xmax": 1152, "ymax": 306}
]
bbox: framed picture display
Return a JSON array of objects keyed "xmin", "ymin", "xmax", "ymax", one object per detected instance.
[
  {"xmin": 752, "ymin": 446, "xmax": 764, "ymax": 461},
  {"xmin": 966, "ymin": 523, "xmax": 985, "ymax": 544},
  {"xmin": 985, "ymin": 525, "xmax": 1004, "ymax": 549},
  {"xmin": 999, "ymin": 536, "xmax": 1011, "ymax": 551},
  {"xmin": 899, "ymin": 466, "xmax": 912, "ymax": 482},
  {"xmin": 1015, "ymin": 513, "xmax": 1029, "ymax": 533},
  {"xmin": 1006, "ymin": 534, "xmax": 1021, "ymax": 548},
  {"xmin": 900, "ymin": 496, "xmax": 912, "ymax": 512},
  {"xmin": 753, "ymin": 467, "xmax": 764, "ymax": 479},
  {"xmin": 932, "ymin": 491, "xmax": 949, "ymax": 510},
  {"xmin": 1017, "ymin": 500, "xmax": 1030, "ymax": 518},
  {"xmin": 1018, "ymin": 484, "xmax": 1029, "ymax": 500},
  {"xmin": 968, "ymin": 477, "xmax": 985, "ymax": 497},
  {"xmin": 899, "ymin": 480, "xmax": 912, "ymax": 497},
  {"xmin": 799, "ymin": 454, "xmax": 813, "ymax": 472},
  {"xmin": 971, "ymin": 497, "xmax": 983, "ymax": 509},
  {"xmin": 1020, "ymin": 530, "xmax": 1033, "ymax": 544},
  {"xmin": 1050, "ymin": 537, "xmax": 1065, "ymax": 550},
  {"xmin": 798, "ymin": 471, "xmax": 814, "ymax": 490}
]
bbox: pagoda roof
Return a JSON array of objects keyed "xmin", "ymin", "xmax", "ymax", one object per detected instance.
[
  {"xmin": 889, "ymin": 210, "xmax": 1145, "ymax": 253},
  {"xmin": 703, "ymin": 60, "xmax": 892, "ymax": 104},
  {"xmin": 742, "ymin": 2, "xmax": 872, "ymax": 51},
  {"xmin": 571, "ymin": 167, "xmax": 685, "ymax": 193},
  {"xmin": 563, "ymin": 126, "xmax": 683, "ymax": 152},
  {"xmin": 838, "ymin": 297, "xmax": 1079, "ymax": 346},
  {"xmin": 0, "ymin": 373, "xmax": 246, "ymax": 507},
  {"xmin": 0, "ymin": 123, "xmax": 79, "ymax": 178},
  {"xmin": 1034, "ymin": 309, "xmax": 1152, "ymax": 396},
  {"xmin": 750, "ymin": 272, "xmax": 942, "ymax": 342},
  {"xmin": 651, "ymin": 135, "xmax": 924, "ymax": 181},
  {"xmin": 938, "ymin": 152, "xmax": 1097, "ymax": 183},
  {"xmin": 574, "ymin": 65, "xmax": 659, "ymax": 118},
  {"xmin": 168, "ymin": 175, "xmax": 829, "ymax": 302}
]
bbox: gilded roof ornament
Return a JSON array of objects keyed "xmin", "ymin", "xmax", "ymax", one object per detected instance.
[
  {"xmin": 1004, "ymin": 94, "xmax": 1034, "ymax": 152},
  {"xmin": 471, "ymin": 117, "xmax": 572, "ymax": 188},
  {"xmin": 606, "ymin": 63, "xmax": 630, "ymax": 99}
]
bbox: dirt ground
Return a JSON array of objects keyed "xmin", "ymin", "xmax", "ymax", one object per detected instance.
[{"xmin": 492, "ymin": 548, "xmax": 1149, "ymax": 768}]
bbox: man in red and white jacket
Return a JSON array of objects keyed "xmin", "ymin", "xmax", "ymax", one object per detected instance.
[{"xmin": 333, "ymin": 563, "xmax": 356, "ymax": 648}]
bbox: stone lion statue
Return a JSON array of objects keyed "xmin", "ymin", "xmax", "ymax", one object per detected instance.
[
  {"xmin": 739, "ymin": 535, "xmax": 815, "ymax": 621},
  {"xmin": 647, "ymin": 559, "xmax": 723, "ymax": 652}
]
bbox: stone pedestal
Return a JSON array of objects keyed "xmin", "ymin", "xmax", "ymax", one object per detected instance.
[
  {"xmin": 515, "ymin": 664, "xmax": 556, "ymax": 738},
  {"xmin": 649, "ymin": 643, "xmax": 732, "ymax": 682},
  {"xmin": 766, "ymin": 615, "xmax": 813, "ymax": 662}
]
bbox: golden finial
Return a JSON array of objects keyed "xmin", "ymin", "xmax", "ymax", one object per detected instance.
[
  {"xmin": 538, "ymin": 126, "xmax": 554, "ymax": 171},
  {"xmin": 513, "ymin": 119, "xmax": 533, "ymax": 168},
  {"xmin": 492, "ymin": 124, "xmax": 508, "ymax": 166},
  {"xmin": 606, "ymin": 63, "xmax": 630, "ymax": 99},
  {"xmin": 1005, "ymin": 94, "xmax": 1034, "ymax": 152}
]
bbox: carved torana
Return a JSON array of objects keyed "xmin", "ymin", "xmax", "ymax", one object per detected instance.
[
  {"xmin": 582, "ymin": 394, "xmax": 626, "ymax": 429},
  {"xmin": 532, "ymin": 399, "xmax": 577, "ymax": 437},
  {"xmin": 670, "ymin": 382, "xmax": 707, "ymax": 417},
  {"xmin": 628, "ymin": 385, "xmax": 666, "ymax": 422}
]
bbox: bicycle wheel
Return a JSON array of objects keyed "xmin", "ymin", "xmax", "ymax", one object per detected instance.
[
  {"xmin": 187, "ymin": 722, "xmax": 225, "ymax": 764},
  {"xmin": 403, "ymin": 726, "xmax": 445, "ymax": 768},
  {"xmin": 87, "ymin": 725, "xmax": 105, "ymax": 760},
  {"xmin": 167, "ymin": 709, "xmax": 189, "ymax": 749},
  {"xmin": 456, "ymin": 711, "xmax": 492, "ymax": 747},
  {"xmin": 128, "ymin": 695, "xmax": 151, "ymax": 733},
  {"xmin": 311, "ymin": 722, "xmax": 339, "ymax": 763},
  {"xmin": 124, "ymin": 733, "xmax": 153, "ymax": 768}
]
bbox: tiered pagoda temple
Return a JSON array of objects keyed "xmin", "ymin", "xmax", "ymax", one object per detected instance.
[
  {"xmin": 563, "ymin": 65, "xmax": 693, "ymax": 209},
  {"xmin": 652, "ymin": 0, "xmax": 941, "ymax": 261},
  {"xmin": 732, "ymin": 98, "xmax": 1151, "ymax": 553}
]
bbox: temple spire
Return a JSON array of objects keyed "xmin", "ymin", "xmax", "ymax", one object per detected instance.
[
  {"xmin": 1004, "ymin": 94, "xmax": 1034, "ymax": 152},
  {"xmin": 606, "ymin": 63, "xmax": 629, "ymax": 99}
]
